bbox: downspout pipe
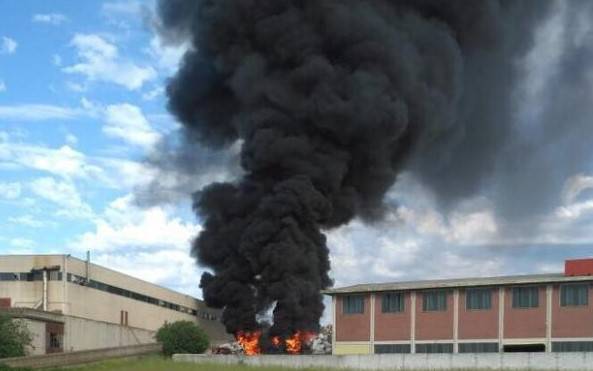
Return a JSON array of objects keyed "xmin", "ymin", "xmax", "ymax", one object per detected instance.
[{"xmin": 42, "ymin": 269, "xmax": 48, "ymax": 311}]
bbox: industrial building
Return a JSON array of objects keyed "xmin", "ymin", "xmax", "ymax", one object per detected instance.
[
  {"xmin": 0, "ymin": 254, "xmax": 229, "ymax": 355},
  {"xmin": 325, "ymin": 258, "xmax": 593, "ymax": 355}
]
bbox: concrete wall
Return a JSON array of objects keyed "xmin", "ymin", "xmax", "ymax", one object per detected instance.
[
  {"xmin": 22, "ymin": 319, "xmax": 46, "ymax": 356},
  {"xmin": 173, "ymin": 353, "xmax": 593, "ymax": 370},
  {"xmin": 62, "ymin": 315, "xmax": 156, "ymax": 352},
  {"xmin": 2, "ymin": 343, "xmax": 161, "ymax": 369}
]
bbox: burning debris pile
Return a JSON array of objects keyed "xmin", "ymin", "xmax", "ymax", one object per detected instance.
[
  {"xmin": 214, "ymin": 329, "xmax": 331, "ymax": 355},
  {"xmin": 156, "ymin": 0, "xmax": 551, "ymax": 355}
]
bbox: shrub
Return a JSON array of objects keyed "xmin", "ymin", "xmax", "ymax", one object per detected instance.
[
  {"xmin": 0, "ymin": 314, "xmax": 33, "ymax": 359},
  {"xmin": 155, "ymin": 320, "xmax": 209, "ymax": 356}
]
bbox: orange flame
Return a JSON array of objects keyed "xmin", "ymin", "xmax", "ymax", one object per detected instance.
[
  {"xmin": 235, "ymin": 331, "xmax": 261, "ymax": 355},
  {"xmin": 285, "ymin": 331, "xmax": 316, "ymax": 355},
  {"xmin": 271, "ymin": 336, "xmax": 281, "ymax": 347}
]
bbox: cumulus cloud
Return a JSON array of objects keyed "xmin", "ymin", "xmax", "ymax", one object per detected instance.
[
  {"xmin": 103, "ymin": 104, "xmax": 161, "ymax": 149},
  {"xmin": 32, "ymin": 13, "xmax": 68, "ymax": 25},
  {"xmin": 29, "ymin": 177, "xmax": 94, "ymax": 219},
  {"xmin": 68, "ymin": 194, "xmax": 201, "ymax": 295},
  {"xmin": 0, "ymin": 36, "xmax": 17, "ymax": 54},
  {"xmin": 0, "ymin": 182, "xmax": 21, "ymax": 199},
  {"xmin": 0, "ymin": 140, "xmax": 104, "ymax": 180},
  {"xmin": 63, "ymin": 34, "xmax": 156, "ymax": 90}
]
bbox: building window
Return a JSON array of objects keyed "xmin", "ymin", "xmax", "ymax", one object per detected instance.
[
  {"xmin": 422, "ymin": 290, "xmax": 447, "ymax": 311},
  {"xmin": 458, "ymin": 342, "xmax": 499, "ymax": 353},
  {"xmin": 374, "ymin": 344, "xmax": 411, "ymax": 354},
  {"xmin": 552, "ymin": 341, "xmax": 593, "ymax": 352},
  {"xmin": 560, "ymin": 284, "xmax": 588, "ymax": 306},
  {"xmin": 466, "ymin": 288, "xmax": 492, "ymax": 310},
  {"xmin": 415, "ymin": 343, "xmax": 453, "ymax": 353},
  {"xmin": 343, "ymin": 295, "xmax": 364, "ymax": 314},
  {"xmin": 382, "ymin": 292, "xmax": 404, "ymax": 313},
  {"xmin": 512, "ymin": 286, "xmax": 539, "ymax": 308}
]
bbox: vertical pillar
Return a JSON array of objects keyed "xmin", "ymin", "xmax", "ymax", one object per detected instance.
[
  {"xmin": 410, "ymin": 292, "xmax": 416, "ymax": 353},
  {"xmin": 453, "ymin": 289, "xmax": 459, "ymax": 353},
  {"xmin": 498, "ymin": 287, "xmax": 504, "ymax": 352},
  {"xmin": 370, "ymin": 293, "xmax": 375, "ymax": 354},
  {"xmin": 332, "ymin": 296, "xmax": 337, "ymax": 355},
  {"xmin": 546, "ymin": 285, "xmax": 553, "ymax": 352}
]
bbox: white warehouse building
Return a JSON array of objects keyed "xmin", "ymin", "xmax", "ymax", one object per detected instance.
[{"xmin": 0, "ymin": 254, "xmax": 230, "ymax": 355}]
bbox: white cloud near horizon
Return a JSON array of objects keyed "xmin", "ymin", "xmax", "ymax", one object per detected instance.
[
  {"xmin": 32, "ymin": 13, "xmax": 68, "ymax": 25},
  {"xmin": 0, "ymin": 36, "xmax": 17, "ymax": 54},
  {"xmin": 63, "ymin": 34, "xmax": 156, "ymax": 90}
]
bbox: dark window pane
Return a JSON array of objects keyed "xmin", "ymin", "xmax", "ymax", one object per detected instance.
[
  {"xmin": 560, "ymin": 284, "xmax": 588, "ymax": 306},
  {"xmin": 512, "ymin": 287, "xmax": 539, "ymax": 308},
  {"xmin": 466, "ymin": 288, "xmax": 492, "ymax": 310},
  {"xmin": 552, "ymin": 341, "xmax": 593, "ymax": 352},
  {"xmin": 423, "ymin": 291, "xmax": 447, "ymax": 311},
  {"xmin": 382, "ymin": 293, "xmax": 404, "ymax": 313},
  {"xmin": 343, "ymin": 295, "xmax": 365, "ymax": 314},
  {"xmin": 416, "ymin": 343, "xmax": 453, "ymax": 353},
  {"xmin": 375, "ymin": 344, "xmax": 411, "ymax": 353},
  {"xmin": 459, "ymin": 342, "xmax": 499, "ymax": 353}
]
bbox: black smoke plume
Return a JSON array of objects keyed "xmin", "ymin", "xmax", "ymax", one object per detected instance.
[{"xmin": 156, "ymin": 0, "xmax": 551, "ymax": 336}]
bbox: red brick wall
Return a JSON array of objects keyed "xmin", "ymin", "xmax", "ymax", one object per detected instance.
[
  {"xmin": 458, "ymin": 288, "xmax": 499, "ymax": 339},
  {"xmin": 415, "ymin": 290, "xmax": 454, "ymax": 340},
  {"xmin": 374, "ymin": 292, "xmax": 411, "ymax": 341},
  {"xmin": 504, "ymin": 286, "xmax": 546, "ymax": 338},
  {"xmin": 552, "ymin": 284, "xmax": 593, "ymax": 338},
  {"xmin": 0, "ymin": 298, "xmax": 10, "ymax": 308},
  {"xmin": 335, "ymin": 294, "xmax": 370, "ymax": 341}
]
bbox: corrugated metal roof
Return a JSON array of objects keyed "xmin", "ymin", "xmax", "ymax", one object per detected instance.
[{"xmin": 322, "ymin": 273, "xmax": 593, "ymax": 295}]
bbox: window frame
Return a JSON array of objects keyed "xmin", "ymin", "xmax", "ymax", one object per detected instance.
[
  {"xmin": 422, "ymin": 290, "xmax": 448, "ymax": 312},
  {"xmin": 381, "ymin": 292, "xmax": 405, "ymax": 313},
  {"xmin": 465, "ymin": 287, "xmax": 492, "ymax": 311},
  {"xmin": 342, "ymin": 295, "xmax": 365, "ymax": 315},
  {"xmin": 512, "ymin": 286, "xmax": 540, "ymax": 309},
  {"xmin": 560, "ymin": 283, "xmax": 589, "ymax": 307}
]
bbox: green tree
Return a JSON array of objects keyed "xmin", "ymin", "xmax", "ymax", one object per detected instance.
[
  {"xmin": 155, "ymin": 320, "xmax": 209, "ymax": 357},
  {"xmin": 0, "ymin": 314, "xmax": 33, "ymax": 358}
]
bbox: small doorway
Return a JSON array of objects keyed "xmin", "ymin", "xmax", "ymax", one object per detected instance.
[
  {"xmin": 503, "ymin": 343, "xmax": 546, "ymax": 352},
  {"xmin": 45, "ymin": 322, "xmax": 64, "ymax": 354}
]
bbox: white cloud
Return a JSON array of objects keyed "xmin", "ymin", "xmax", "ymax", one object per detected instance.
[
  {"xmin": 1, "ymin": 36, "xmax": 17, "ymax": 54},
  {"xmin": 0, "ymin": 104, "xmax": 83, "ymax": 121},
  {"xmin": 148, "ymin": 36, "xmax": 189, "ymax": 73},
  {"xmin": 562, "ymin": 173, "xmax": 593, "ymax": 204},
  {"xmin": 0, "ymin": 81, "xmax": 5, "ymax": 92},
  {"xmin": 32, "ymin": 13, "xmax": 68, "ymax": 25},
  {"xmin": 65, "ymin": 134, "xmax": 78, "ymax": 146},
  {"xmin": 8, "ymin": 215, "xmax": 47, "ymax": 228},
  {"xmin": 0, "ymin": 182, "xmax": 21, "ymax": 199},
  {"xmin": 142, "ymin": 86, "xmax": 164, "ymax": 101},
  {"xmin": 63, "ymin": 34, "xmax": 156, "ymax": 90},
  {"xmin": 29, "ymin": 177, "xmax": 94, "ymax": 219},
  {"xmin": 0, "ymin": 140, "xmax": 104, "ymax": 180},
  {"xmin": 103, "ymin": 104, "xmax": 161, "ymax": 149},
  {"xmin": 71, "ymin": 194, "xmax": 198, "ymax": 253}
]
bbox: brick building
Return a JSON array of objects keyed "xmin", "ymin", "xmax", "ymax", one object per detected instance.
[{"xmin": 325, "ymin": 259, "xmax": 593, "ymax": 355}]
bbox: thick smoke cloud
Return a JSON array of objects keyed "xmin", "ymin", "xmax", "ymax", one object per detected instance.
[{"xmin": 156, "ymin": 0, "xmax": 553, "ymax": 336}]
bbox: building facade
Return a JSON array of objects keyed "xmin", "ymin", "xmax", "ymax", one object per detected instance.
[
  {"xmin": 325, "ymin": 259, "xmax": 593, "ymax": 355},
  {"xmin": 0, "ymin": 254, "xmax": 230, "ymax": 355}
]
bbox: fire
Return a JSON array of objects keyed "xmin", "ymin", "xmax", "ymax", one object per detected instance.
[
  {"xmin": 271, "ymin": 336, "xmax": 281, "ymax": 347},
  {"xmin": 235, "ymin": 331, "xmax": 261, "ymax": 355},
  {"xmin": 285, "ymin": 331, "xmax": 316, "ymax": 355}
]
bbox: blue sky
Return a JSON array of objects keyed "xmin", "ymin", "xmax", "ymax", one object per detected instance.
[{"xmin": 1, "ymin": 0, "xmax": 593, "ymax": 312}]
